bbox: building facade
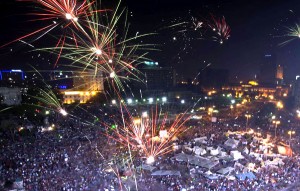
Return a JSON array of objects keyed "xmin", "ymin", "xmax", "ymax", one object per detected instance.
[{"xmin": 198, "ymin": 68, "xmax": 229, "ymax": 90}]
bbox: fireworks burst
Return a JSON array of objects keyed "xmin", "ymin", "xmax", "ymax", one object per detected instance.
[
  {"xmin": 105, "ymin": 106, "xmax": 190, "ymax": 163},
  {"xmin": 41, "ymin": 1, "xmax": 154, "ymax": 91},
  {"xmin": 280, "ymin": 23, "xmax": 300, "ymax": 46},
  {"xmin": 2, "ymin": 0, "xmax": 100, "ymax": 48},
  {"xmin": 208, "ymin": 15, "xmax": 231, "ymax": 44},
  {"xmin": 27, "ymin": 85, "xmax": 68, "ymax": 116}
]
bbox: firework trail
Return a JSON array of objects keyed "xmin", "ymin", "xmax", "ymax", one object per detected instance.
[
  {"xmin": 104, "ymin": 105, "xmax": 190, "ymax": 164},
  {"xmin": 40, "ymin": 1, "xmax": 154, "ymax": 92},
  {"xmin": 2, "ymin": 0, "xmax": 98, "ymax": 47},
  {"xmin": 207, "ymin": 14, "xmax": 231, "ymax": 44},
  {"xmin": 279, "ymin": 23, "xmax": 300, "ymax": 46},
  {"xmin": 2, "ymin": 0, "xmax": 109, "ymax": 67}
]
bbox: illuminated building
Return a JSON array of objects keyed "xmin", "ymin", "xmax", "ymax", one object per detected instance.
[
  {"xmin": 63, "ymin": 91, "xmax": 98, "ymax": 104},
  {"xmin": 222, "ymin": 81, "xmax": 289, "ymax": 99},
  {"xmin": 276, "ymin": 65, "xmax": 284, "ymax": 85},
  {"xmin": 73, "ymin": 71, "xmax": 104, "ymax": 91},
  {"xmin": 62, "ymin": 70, "xmax": 104, "ymax": 104}
]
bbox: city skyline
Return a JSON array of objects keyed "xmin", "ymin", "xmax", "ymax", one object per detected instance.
[{"xmin": 0, "ymin": 1, "xmax": 300, "ymax": 82}]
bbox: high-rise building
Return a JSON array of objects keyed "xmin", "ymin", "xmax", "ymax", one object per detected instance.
[
  {"xmin": 198, "ymin": 68, "xmax": 229, "ymax": 90},
  {"xmin": 0, "ymin": 69, "xmax": 25, "ymax": 87},
  {"xmin": 276, "ymin": 65, "xmax": 284, "ymax": 85},
  {"xmin": 259, "ymin": 54, "xmax": 283, "ymax": 85},
  {"xmin": 293, "ymin": 76, "xmax": 300, "ymax": 109},
  {"xmin": 49, "ymin": 70, "xmax": 74, "ymax": 90},
  {"xmin": 134, "ymin": 62, "xmax": 176, "ymax": 91}
]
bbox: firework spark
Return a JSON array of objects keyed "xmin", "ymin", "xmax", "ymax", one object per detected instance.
[
  {"xmin": 208, "ymin": 15, "xmax": 231, "ymax": 44},
  {"xmin": 280, "ymin": 23, "xmax": 300, "ymax": 46},
  {"xmin": 2, "ymin": 0, "xmax": 99, "ymax": 48},
  {"xmin": 27, "ymin": 85, "xmax": 68, "ymax": 116},
  {"xmin": 41, "ymin": 1, "xmax": 154, "ymax": 91},
  {"xmin": 105, "ymin": 106, "xmax": 190, "ymax": 163}
]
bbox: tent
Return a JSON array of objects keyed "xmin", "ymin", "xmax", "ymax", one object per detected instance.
[
  {"xmin": 193, "ymin": 146, "xmax": 207, "ymax": 156},
  {"xmin": 173, "ymin": 153, "xmax": 219, "ymax": 169},
  {"xmin": 224, "ymin": 138, "xmax": 239, "ymax": 149},
  {"xmin": 194, "ymin": 136, "xmax": 207, "ymax": 144},
  {"xmin": 210, "ymin": 148, "xmax": 219, "ymax": 156},
  {"xmin": 141, "ymin": 164, "xmax": 156, "ymax": 171},
  {"xmin": 236, "ymin": 172, "xmax": 256, "ymax": 180},
  {"xmin": 230, "ymin": 150, "xmax": 244, "ymax": 160},
  {"xmin": 151, "ymin": 170, "xmax": 181, "ymax": 176},
  {"xmin": 217, "ymin": 167, "xmax": 235, "ymax": 175}
]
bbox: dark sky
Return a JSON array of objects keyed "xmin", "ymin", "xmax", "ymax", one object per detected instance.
[
  {"xmin": 0, "ymin": 0, "xmax": 300, "ymax": 82},
  {"xmin": 122, "ymin": 0, "xmax": 300, "ymax": 82}
]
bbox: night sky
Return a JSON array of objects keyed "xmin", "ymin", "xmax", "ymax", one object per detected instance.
[{"xmin": 0, "ymin": 0, "xmax": 300, "ymax": 82}]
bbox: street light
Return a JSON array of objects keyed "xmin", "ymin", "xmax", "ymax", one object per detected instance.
[
  {"xmin": 277, "ymin": 101, "xmax": 283, "ymax": 109},
  {"xmin": 208, "ymin": 107, "xmax": 214, "ymax": 115},
  {"xmin": 288, "ymin": 130, "xmax": 296, "ymax": 147},
  {"xmin": 245, "ymin": 114, "xmax": 251, "ymax": 131},
  {"xmin": 272, "ymin": 120, "xmax": 280, "ymax": 138}
]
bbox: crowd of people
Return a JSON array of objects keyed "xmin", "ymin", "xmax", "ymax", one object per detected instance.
[{"xmin": 1, "ymin": 104, "xmax": 300, "ymax": 191}]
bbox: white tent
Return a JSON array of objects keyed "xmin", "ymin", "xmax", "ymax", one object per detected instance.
[
  {"xmin": 217, "ymin": 167, "xmax": 235, "ymax": 175},
  {"xmin": 151, "ymin": 170, "xmax": 181, "ymax": 176},
  {"xmin": 230, "ymin": 150, "xmax": 244, "ymax": 160},
  {"xmin": 193, "ymin": 146, "xmax": 207, "ymax": 156},
  {"xmin": 173, "ymin": 153, "xmax": 219, "ymax": 169},
  {"xmin": 224, "ymin": 138, "xmax": 239, "ymax": 149},
  {"xmin": 141, "ymin": 164, "xmax": 156, "ymax": 171},
  {"xmin": 210, "ymin": 148, "xmax": 219, "ymax": 156},
  {"xmin": 194, "ymin": 136, "xmax": 207, "ymax": 144}
]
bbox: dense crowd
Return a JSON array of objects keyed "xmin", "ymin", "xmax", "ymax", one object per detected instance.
[{"xmin": 1, "ymin": 105, "xmax": 300, "ymax": 191}]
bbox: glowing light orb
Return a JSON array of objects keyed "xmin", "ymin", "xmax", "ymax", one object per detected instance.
[
  {"xmin": 65, "ymin": 13, "xmax": 72, "ymax": 20},
  {"xmin": 108, "ymin": 59, "xmax": 113, "ymax": 63},
  {"xmin": 110, "ymin": 72, "xmax": 116, "ymax": 78},
  {"xmin": 95, "ymin": 49, "xmax": 102, "ymax": 55},
  {"xmin": 146, "ymin": 156, "xmax": 155, "ymax": 164},
  {"xmin": 59, "ymin": 109, "xmax": 68, "ymax": 116},
  {"xmin": 90, "ymin": 47, "xmax": 102, "ymax": 55}
]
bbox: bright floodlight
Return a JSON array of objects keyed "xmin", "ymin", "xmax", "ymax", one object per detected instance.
[
  {"xmin": 127, "ymin": 98, "xmax": 133, "ymax": 104},
  {"xmin": 108, "ymin": 59, "xmax": 113, "ymax": 63},
  {"xmin": 148, "ymin": 97, "xmax": 153, "ymax": 104},
  {"xmin": 112, "ymin": 99, "xmax": 116, "ymax": 105},
  {"xmin": 142, "ymin": 111, "xmax": 148, "ymax": 118},
  {"xmin": 146, "ymin": 156, "xmax": 155, "ymax": 164},
  {"xmin": 162, "ymin": 97, "xmax": 167, "ymax": 102},
  {"xmin": 110, "ymin": 72, "xmax": 116, "ymax": 78},
  {"xmin": 60, "ymin": 109, "xmax": 68, "ymax": 116},
  {"xmin": 181, "ymin": 100, "xmax": 185, "ymax": 104},
  {"xmin": 65, "ymin": 13, "xmax": 72, "ymax": 20}
]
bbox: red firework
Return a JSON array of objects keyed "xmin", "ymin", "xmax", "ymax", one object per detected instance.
[{"xmin": 208, "ymin": 14, "xmax": 231, "ymax": 44}]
